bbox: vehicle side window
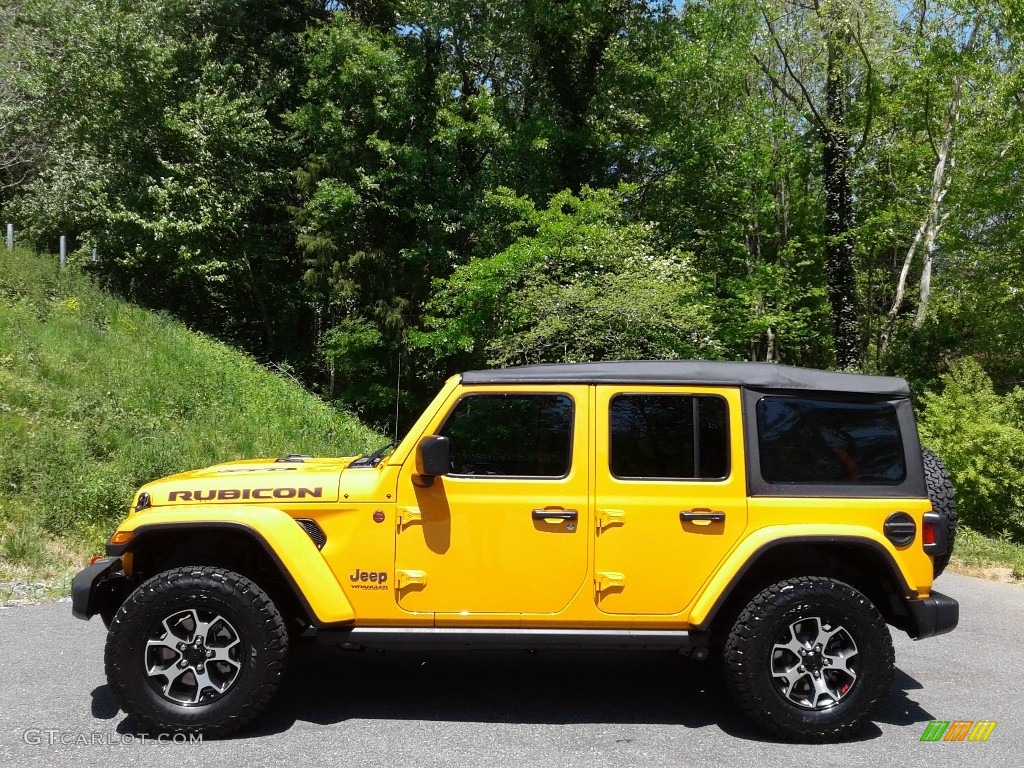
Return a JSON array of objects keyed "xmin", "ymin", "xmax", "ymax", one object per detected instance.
[
  {"xmin": 439, "ymin": 393, "xmax": 574, "ymax": 477},
  {"xmin": 609, "ymin": 394, "xmax": 729, "ymax": 480},
  {"xmin": 756, "ymin": 397, "xmax": 906, "ymax": 484}
]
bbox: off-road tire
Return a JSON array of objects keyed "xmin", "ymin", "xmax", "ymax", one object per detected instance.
[
  {"xmin": 723, "ymin": 576, "xmax": 895, "ymax": 743},
  {"xmin": 922, "ymin": 447, "xmax": 958, "ymax": 577},
  {"xmin": 105, "ymin": 566, "xmax": 288, "ymax": 737}
]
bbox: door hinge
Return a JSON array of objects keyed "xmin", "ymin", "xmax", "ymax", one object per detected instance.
[
  {"xmin": 396, "ymin": 569, "xmax": 427, "ymax": 588},
  {"xmin": 595, "ymin": 571, "xmax": 626, "ymax": 591},
  {"xmin": 397, "ymin": 507, "xmax": 422, "ymax": 528},
  {"xmin": 596, "ymin": 508, "xmax": 625, "ymax": 531}
]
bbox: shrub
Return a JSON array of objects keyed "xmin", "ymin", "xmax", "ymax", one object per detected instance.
[{"xmin": 918, "ymin": 358, "xmax": 1024, "ymax": 540}]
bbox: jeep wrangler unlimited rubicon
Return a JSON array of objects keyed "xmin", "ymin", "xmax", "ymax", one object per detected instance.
[{"xmin": 73, "ymin": 361, "xmax": 958, "ymax": 742}]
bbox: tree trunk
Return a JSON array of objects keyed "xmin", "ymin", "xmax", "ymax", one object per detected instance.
[
  {"xmin": 883, "ymin": 216, "xmax": 927, "ymax": 351},
  {"xmin": 883, "ymin": 20, "xmax": 976, "ymax": 346},
  {"xmin": 823, "ymin": 34, "xmax": 861, "ymax": 369},
  {"xmin": 913, "ymin": 208, "xmax": 952, "ymax": 331},
  {"xmin": 242, "ymin": 254, "xmax": 275, "ymax": 353},
  {"xmin": 883, "ymin": 72, "xmax": 963, "ymax": 346}
]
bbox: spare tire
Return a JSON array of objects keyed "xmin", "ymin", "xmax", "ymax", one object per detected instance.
[{"xmin": 922, "ymin": 447, "xmax": 958, "ymax": 577}]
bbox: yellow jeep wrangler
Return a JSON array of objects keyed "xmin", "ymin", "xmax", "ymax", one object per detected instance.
[{"xmin": 72, "ymin": 361, "xmax": 958, "ymax": 742}]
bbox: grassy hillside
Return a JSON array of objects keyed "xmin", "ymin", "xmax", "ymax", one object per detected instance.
[{"xmin": 0, "ymin": 248, "xmax": 381, "ymax": 585}]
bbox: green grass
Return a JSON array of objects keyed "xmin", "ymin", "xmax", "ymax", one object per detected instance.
[
  {"xmin": 0, "ymin": 248, "xmax": 381, "ymax": 583},
  {"xmin": 1, "ymin": 519, "xmax": 48, "ymax": 569},
  {"xmin": 950, "ymin": 526, "xmax": 1024, "ymax": 581}
]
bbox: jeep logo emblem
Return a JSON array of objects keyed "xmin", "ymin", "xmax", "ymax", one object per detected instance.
[{"xmin": 350, "ymin": 569, "xmax": 387, "ymax": 584}]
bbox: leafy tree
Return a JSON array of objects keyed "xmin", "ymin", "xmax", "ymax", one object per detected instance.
[
  {"xmin": 7, "ymin": 0, "xmax": 1024, "ymax": 542},
  {"xmin": 627, "ymin": 1, "xmax": 832, "ymax": 365},
  {"xmin": 10, "ymin": 0, "xmax": 324, "ymax": 354},
  {"xmin": 290, "ymin": 2, "xmax": 677, "ymax": 422},
  {"xmin": 751, "ymin": 0, "xmax": 895, "ymax": 368},
  {"xmin": 289, "ymin": 7, "xmax": 501, "ymax": 418},
  {"xmin": 0, "ymin": 1, "xmax": 43, "ymax": 204},
  {"xmin": 871, "ymin": 2, "xmax": 995, "ymax": 356},
  {"xmin": 854, "ymin": 1, "xmax": 1024, "ymax": 389},
  {"xmin": 416, "ymin": 187, "xmax": 722, "ymax": 368}
]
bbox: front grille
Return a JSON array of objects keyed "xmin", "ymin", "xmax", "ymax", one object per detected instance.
[{"xmin": 295, "ymin": 518, "xmax": 327, "ymax": 550}]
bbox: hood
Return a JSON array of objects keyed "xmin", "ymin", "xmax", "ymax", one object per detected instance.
[{"xmin": 136, "ymin": 456, "xmax": 360, "ymax": 509}]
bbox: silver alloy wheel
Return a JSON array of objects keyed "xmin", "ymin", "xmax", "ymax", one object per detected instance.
[
  {"xmin": 144, "ymin": 608, "xmax": 244, "ymax": 706},
  {"xmin": 770, "ymin": 616, "xmax": 859, "ymax": 710}
]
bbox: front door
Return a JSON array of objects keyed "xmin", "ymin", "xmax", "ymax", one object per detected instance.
[
  {"xmin": 395, "ymin": 386, "xmax": 590, "ymax": 616},
  {"xmin": 593, "ymin": 385, "xmax": 748, "ymax": 615}
]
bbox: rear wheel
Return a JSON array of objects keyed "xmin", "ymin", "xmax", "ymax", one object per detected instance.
[
  {"xmin": 723, "ymin": 576, "xmax": 894, "ymax": 742},
  {"xmin": 105, "ymin": 566, "xmax": 288, "ymax": 737}
]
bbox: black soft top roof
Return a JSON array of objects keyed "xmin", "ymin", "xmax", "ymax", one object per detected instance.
[{"xmin": 461, "ymin": 360, "xmax": 910, "ymax": 398}]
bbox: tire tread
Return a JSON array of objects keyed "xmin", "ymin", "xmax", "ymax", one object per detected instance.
[
  {"xmin": 722, "ymin": 576, "xmax": 895, "ymax": 743},
  {"xmin": 105, "ymin": 565, "xmax": 288, "ymax": 738},
  {"xmin": 922, "ymin": 447, "xmax": 958, "ymax": 577}
]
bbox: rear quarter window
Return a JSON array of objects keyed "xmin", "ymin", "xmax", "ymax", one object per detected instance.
[{"xmin": 756, "ymin": 396, "xmax": 906, "ymax": 484}]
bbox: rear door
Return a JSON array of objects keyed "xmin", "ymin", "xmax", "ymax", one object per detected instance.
[{"xmin": 593, "ymin": 385, "xmax": 748, "ymax": 615}]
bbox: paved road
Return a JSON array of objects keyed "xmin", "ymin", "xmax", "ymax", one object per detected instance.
[{"xmin": 0, "ymin": 573, "xmax": 1020, "ymax": 767}]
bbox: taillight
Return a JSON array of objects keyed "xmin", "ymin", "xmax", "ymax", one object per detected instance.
[
  {"xmin": 922, "ymin": 511, "xmax": 947, "ymax": 555},
  {"xmin": 922, "ymin": 521, "xmax": 936, "ymax": 546}
]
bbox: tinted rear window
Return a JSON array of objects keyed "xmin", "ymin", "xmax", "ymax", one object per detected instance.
[{"xmin": 756, "ymin": 397, "xmax": 905, "ymax": 484}]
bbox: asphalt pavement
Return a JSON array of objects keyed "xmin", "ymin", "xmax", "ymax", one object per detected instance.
[{"xmin": 0, "ymin": 572, "xmax": 1020, "ymax": 767}]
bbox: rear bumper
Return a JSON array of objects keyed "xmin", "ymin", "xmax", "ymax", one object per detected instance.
[
  {"xmin": 906, "ymin": 590, "xmax": 959, "ymax": 639},
  {"xmin": 71, "ymin": 557, "xmax": 127, "ymax": 621}
]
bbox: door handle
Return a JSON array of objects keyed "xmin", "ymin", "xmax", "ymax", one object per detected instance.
[
  {"xmin": 680, "ymin": 509, "xmax": 726, "ymax": 523},
  {"xmin": 532, "ymin": 508, "xmax": 578, "ymax": 521}
]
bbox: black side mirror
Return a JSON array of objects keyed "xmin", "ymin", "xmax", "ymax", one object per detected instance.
[{"xmin": 416, "ymin": 435, "xmax": 450, "ymax": 478}]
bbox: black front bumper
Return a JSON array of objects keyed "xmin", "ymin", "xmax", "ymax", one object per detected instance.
[
  {"xmin": 71, "ymin": 557, "xmax": 127, "ymax": 621},
  {"xmin": 906, "ymin": 590, "xmax": 959, "ymax": 639}
]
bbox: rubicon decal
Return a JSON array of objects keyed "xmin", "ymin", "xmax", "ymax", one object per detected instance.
[
  {"xmin": 167, "ymin": 487, "xmax": 323, "ymax": 502},
  {"xmin": 920, "ymin": 720, "xmax": 997, "ymax": 742}
]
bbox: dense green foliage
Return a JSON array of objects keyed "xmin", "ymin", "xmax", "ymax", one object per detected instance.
[
  {"xmin": 919, "ymin": 359, "xmax": 1024, "ymax": 540},
  {"xmin": 0, "ymin": 248, "xmax": 380, "ymax": 556},
  {"xmin": 3, "ymin": 1, "xmax": 1024, "ymax": 544},
  {"xmin": 416, "ymin": 188, "xmax": 721, "ymax": 367}
]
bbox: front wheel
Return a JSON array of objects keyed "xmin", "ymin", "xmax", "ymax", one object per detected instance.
[
  {"xmin": 722, "ymin": 576, "xmax": 894, "ymax": 742},
  {"xmin": 105, "ymin": 566, "xmax": 289, "ymax": 737}
]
